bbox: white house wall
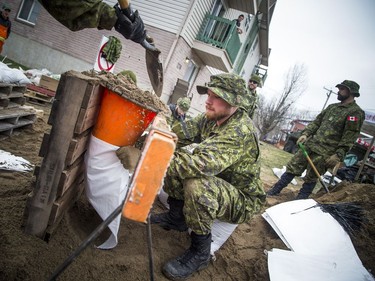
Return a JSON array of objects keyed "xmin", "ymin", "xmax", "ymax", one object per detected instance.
[{"xmin": 109, "ymin": 0, "xmax": 192, "ymax": 34}]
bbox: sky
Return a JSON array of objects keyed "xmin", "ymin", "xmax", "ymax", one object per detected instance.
[{"xmin": 260, "ymin": 0, "xmax": 375, "ymax": 116}]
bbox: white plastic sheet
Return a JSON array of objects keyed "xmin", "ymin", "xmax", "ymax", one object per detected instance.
[
  {"xmin": 263, "ymin": 200, "xmax": 374, "ymax": 281},
  {"xmin": 84, "ymin": 135, "xmax": 130, "ymax": 249},
  {"xmin": 0, "ymin": 149, "xmax": 33, "ymax": 172}
]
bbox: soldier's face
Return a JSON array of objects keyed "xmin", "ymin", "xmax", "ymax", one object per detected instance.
[
  {"xmin": 205, "ymin": 90, "xmax": 237, "ymax": 125},
  {"xmin": 248, "ymin": 80, "xmax": 258, "ymax": 91},
  {"xmin": 337, "ymin": 86, "xmax": 350, "ymax": 101}
]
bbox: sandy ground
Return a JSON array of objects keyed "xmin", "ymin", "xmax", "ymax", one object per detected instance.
[{"xmin": 1, "ymin": 102, "xmax": 374, "ymax": 281}]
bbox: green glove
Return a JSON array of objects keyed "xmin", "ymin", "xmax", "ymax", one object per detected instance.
[{"xmin": 102, "ymin": 36, "xmax": 122, "ymax": 64}]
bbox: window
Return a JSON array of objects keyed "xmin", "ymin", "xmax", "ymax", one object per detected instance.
[{"xmin": 17, "ymin": 0, "xmax": 42, "ymax": 25}]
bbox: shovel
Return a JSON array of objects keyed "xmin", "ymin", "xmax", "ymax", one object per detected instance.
[
  {"xmin": 118, "ymin": 0, "xmax": 163, "ymax": 96},
  {"xmin": 298, "ymin": 143, "xmax": 330, "ymax": 193}
]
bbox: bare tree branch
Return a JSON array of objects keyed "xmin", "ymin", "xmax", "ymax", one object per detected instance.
[{"xmin": 254, "ymin": 63, "xmax": 308, "ymax": 140}]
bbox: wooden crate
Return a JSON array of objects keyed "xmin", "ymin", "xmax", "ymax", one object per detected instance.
[{"xmin": 23, "ymin": 71, "xmax": 104, "ymax": 240}]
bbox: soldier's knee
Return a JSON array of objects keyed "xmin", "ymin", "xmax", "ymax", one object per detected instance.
[{"xmin": 184, "ymin": 178, "xmax": 202, "ymax": 198}]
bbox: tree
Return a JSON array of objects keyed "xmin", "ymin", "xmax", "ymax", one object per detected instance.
[{"xmin": 254, "ymin": 64, "xmax": 308, "ymax": 140}]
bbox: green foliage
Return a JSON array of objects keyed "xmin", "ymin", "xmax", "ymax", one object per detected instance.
[{"xmin": 0, "ymin": 56, "xmax": 31, "ymax": 70}]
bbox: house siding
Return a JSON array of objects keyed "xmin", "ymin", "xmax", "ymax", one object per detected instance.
[{"xmin": 180, "ymin": 0, "xmax": 215, "ymax": 46}]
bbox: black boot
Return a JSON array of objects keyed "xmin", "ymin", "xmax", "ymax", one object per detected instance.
[
  {"xmin": 150, "ymin": 197, "xmax": 188, "ymax": 232},
  {"xmin": 162, "ymin": 232, "xmax": 212, "ymax": 280},
  {"xmin": 267, "ymin": 172, "xmax": 295, "ymax": 196},
  {"xmin": 296, "ymin": 182, "xmax": 317, "ymax": 199}
]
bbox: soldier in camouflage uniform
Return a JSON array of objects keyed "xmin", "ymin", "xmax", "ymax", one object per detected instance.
[
  {"xmin": 267, "ymin": 80, "xmax": 365, "ymax": 199},
  {"xmin": 243, "ymin": 74, "xmax": 262, "ymax": 119},
  {"xmin": 151, "ymin": 73, "xmax": 266, "ymax": 280},
  {"xmin": 167, "ymin": 97, "xmax": 191, "ymax": 128},
  {"xmin": 37, "ymin": 0, "xmax": 146, "ymax": 43}
]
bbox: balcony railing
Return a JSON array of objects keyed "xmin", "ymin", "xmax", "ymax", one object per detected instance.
[{"xmin": 196, "ymin": 14, "xmax": 241, "ymax": 64}]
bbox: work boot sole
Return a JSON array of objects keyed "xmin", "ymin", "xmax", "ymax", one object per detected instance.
[{"xmin": 162, "ymin": 259, "xmax": 210, "ymax": 280}]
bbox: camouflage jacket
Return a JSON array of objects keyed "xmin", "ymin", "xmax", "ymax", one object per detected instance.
[
  {"xmin": 243, "ymin": 89, "xmax": 258, "ymax": 119},
  {"xmin": 168, "ymin": 109, "xmax": 265, "ymax": 203},
  {"xmin": 303, "ymin": 101, "xmax": 365, "ymax": 159},
  {"xmin": 167, "ymin": 104, "xmax": 186, "ymax": 128},
  {"xmin": 38, "ymin": 0, "xmax": 116, "ymax": 31}
]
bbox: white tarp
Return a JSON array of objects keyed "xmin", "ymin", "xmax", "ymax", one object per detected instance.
[
  {"xmin": 84, "ymin": 135, "xmax": 130, "ymax": 249},
  {"xmin": 263, "ymin": 199, "xmax": 374, "ymax": 281},
  {"xmin": 0, "ymin": 150, "xmax": 33, "ymax": 172}
]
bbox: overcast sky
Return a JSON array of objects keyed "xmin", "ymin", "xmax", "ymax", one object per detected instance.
[{"xmin": 260, "ymin": 0, "xmax": 375, "ymax": 115}]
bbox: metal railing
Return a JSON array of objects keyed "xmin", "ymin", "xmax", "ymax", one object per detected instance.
[{"xmin": 196, "ymin": 14, "xmax": 241, "ymax": 64}]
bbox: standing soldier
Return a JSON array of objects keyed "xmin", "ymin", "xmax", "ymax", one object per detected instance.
[
  {"xmin": 0, "ymin": 3, "xmax": 11, "ymax": 54},
  {"xmin": 167, "ymin": 97, "xmax": 191, "ymax": 128},
  {"xmin": 267, "ymin": 80, "xmax": 365, "ymax": 199},
  {"xmin": 245, "ymin": 74, "xmax": 262, "ymax": 119}
]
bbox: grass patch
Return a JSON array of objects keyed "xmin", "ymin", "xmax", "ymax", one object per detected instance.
[
  {"xmin": 260, "ymin": 141, "xmax": 292, "ymax": 170},
  {"xmin": 0, "ymin": 55, "xmax": 31, "ymax": 70}
]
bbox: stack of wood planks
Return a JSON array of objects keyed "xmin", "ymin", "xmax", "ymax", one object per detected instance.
[{"xmin": 0, "ymin": 83, "xmax": 36, "ymax": 137}]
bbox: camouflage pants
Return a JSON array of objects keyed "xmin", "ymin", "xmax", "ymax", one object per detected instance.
[
  {"xmin": 286, "ymin": 147, "xmax": 326, "ymax": 183},
  {"xmin": 163, "ymin": 175, "xmax": 253, "ymax": 235}
]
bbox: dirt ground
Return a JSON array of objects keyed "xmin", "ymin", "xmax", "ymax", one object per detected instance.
[{"xmin": 1, "ymin": 102, "xmax": 374, "ymax": 281}]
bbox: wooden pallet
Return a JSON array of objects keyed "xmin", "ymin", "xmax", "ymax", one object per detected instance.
[
  {"xmin": 27, "ymin": 83, "xmax": 56, "ymax": 97},
  {"xmin": 24, "ymin": 90, "xmax": 54, "ymax": 105},
  {"xmin": 0, "ymin": 93, "xmax": 26, "ymax": 109},
  {"xmin": 0, "ymin": 83, "xmax": 27, "ymax": 96},
  {"xmin": 23, "ymin": 71, "xmax": 104, "ymax": 240},
  {"xmin": 0, "ymin": 107, "xmax": 37, "ymax": 136}
]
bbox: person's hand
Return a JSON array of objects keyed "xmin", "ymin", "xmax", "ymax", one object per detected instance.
[
  {"xmin": 114, "ymin": 5, "xmax": 146, "ymax": 44},
  {"xmin": 325, "ymin": 154, "xmax": 341, "ymax": 169},
  {"xmin": 296, "ymin": 135, "xmax": 307, "ymax": 144},
  {"xmin": 116, "ymin": 146, "xmax": 141, "ymax": 172}
]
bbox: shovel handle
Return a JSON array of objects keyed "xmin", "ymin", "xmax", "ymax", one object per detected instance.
[
  {"xmin": 298, "ymin": 143, "xmax": 330, "ymax": 193},
  {"xmin": 118, "ymin": 0, "xmax": 130, "ymax": 9}
]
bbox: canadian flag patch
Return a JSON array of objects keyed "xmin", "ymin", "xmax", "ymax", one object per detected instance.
[{"xmin": 347, "ymin": 116, "xmax": 358, "ymax": 122}]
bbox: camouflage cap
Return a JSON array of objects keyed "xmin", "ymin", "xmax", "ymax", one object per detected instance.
[
  {"xmin": 250, "ymin": 74, "xmax": 262, "ymax": 85},
  {"xmin": 196, "ymin": 73, "xmax": 247, "ymax": 107},
  {"xmin": 2, "ymin": 3, "xmax": 11, "ymax": 11},
  {"xmin": 336, "ymin": 80, "xmax": 360, "ymax": 97},
  {"xmin": 177, "ymin": 97, "xmax": 191, "ymax": 112}
]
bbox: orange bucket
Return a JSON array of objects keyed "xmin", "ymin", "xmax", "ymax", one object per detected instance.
[{"xmin": 92, "ymin": 88, "xmax": 157, "ymax": 146}]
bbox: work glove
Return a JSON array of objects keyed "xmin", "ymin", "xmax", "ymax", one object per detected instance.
[
  {"xmin": 325, "ymin": 154, "xmax": 341, "ymax": 169},
  {"xmin": 296, "ymin": 135, "xmax": 307, "ymax": 145},
  {"xmin": 116, "ymin": 146, "xmax": 141, "ymax": 172},
  {"xmin": 114, "ymin": 4, "xmax": 146, "ymax": 44},
  {"xmin": 102, "ymin": 36, "xmax": 122, "ymax": 64}
]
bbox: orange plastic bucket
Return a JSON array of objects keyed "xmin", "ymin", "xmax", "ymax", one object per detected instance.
[{"xmin": 92, "ymin": 88, "xmax": 157, "ymax": 146}]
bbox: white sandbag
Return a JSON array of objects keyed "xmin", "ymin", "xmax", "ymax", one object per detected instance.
[
  {"xmin": 158, "ymin": 188, "xmax": 238, "ymax": 256},
  {"xmin": 0, "ymin": 62, "xmax": 31, "ymax": 84},
  {"xmin": 84, "ymin": 135, "xmax": 130, "ymax": 249},
  {"xmin": 272, "ymin": 166, "xmax": 298, "ymax": 185}
]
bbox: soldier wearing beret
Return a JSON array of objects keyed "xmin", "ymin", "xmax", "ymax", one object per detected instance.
[
  {"xmin": 267, "ymin": 80, "xmax": 365, "ymax": 199},
  {"xmin": 151, "ymin": 73, "xmax": 266, "ymax": 280}
]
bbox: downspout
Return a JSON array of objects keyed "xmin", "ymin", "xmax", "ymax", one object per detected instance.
[{"xmin": 164, "ymin": 1, "xmax": 195, "ymax": 70}]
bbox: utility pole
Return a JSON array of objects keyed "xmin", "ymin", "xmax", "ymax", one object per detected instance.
[{"xmin": 322, "ymin": 87, "xmax": 337, "ymax": 111}]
